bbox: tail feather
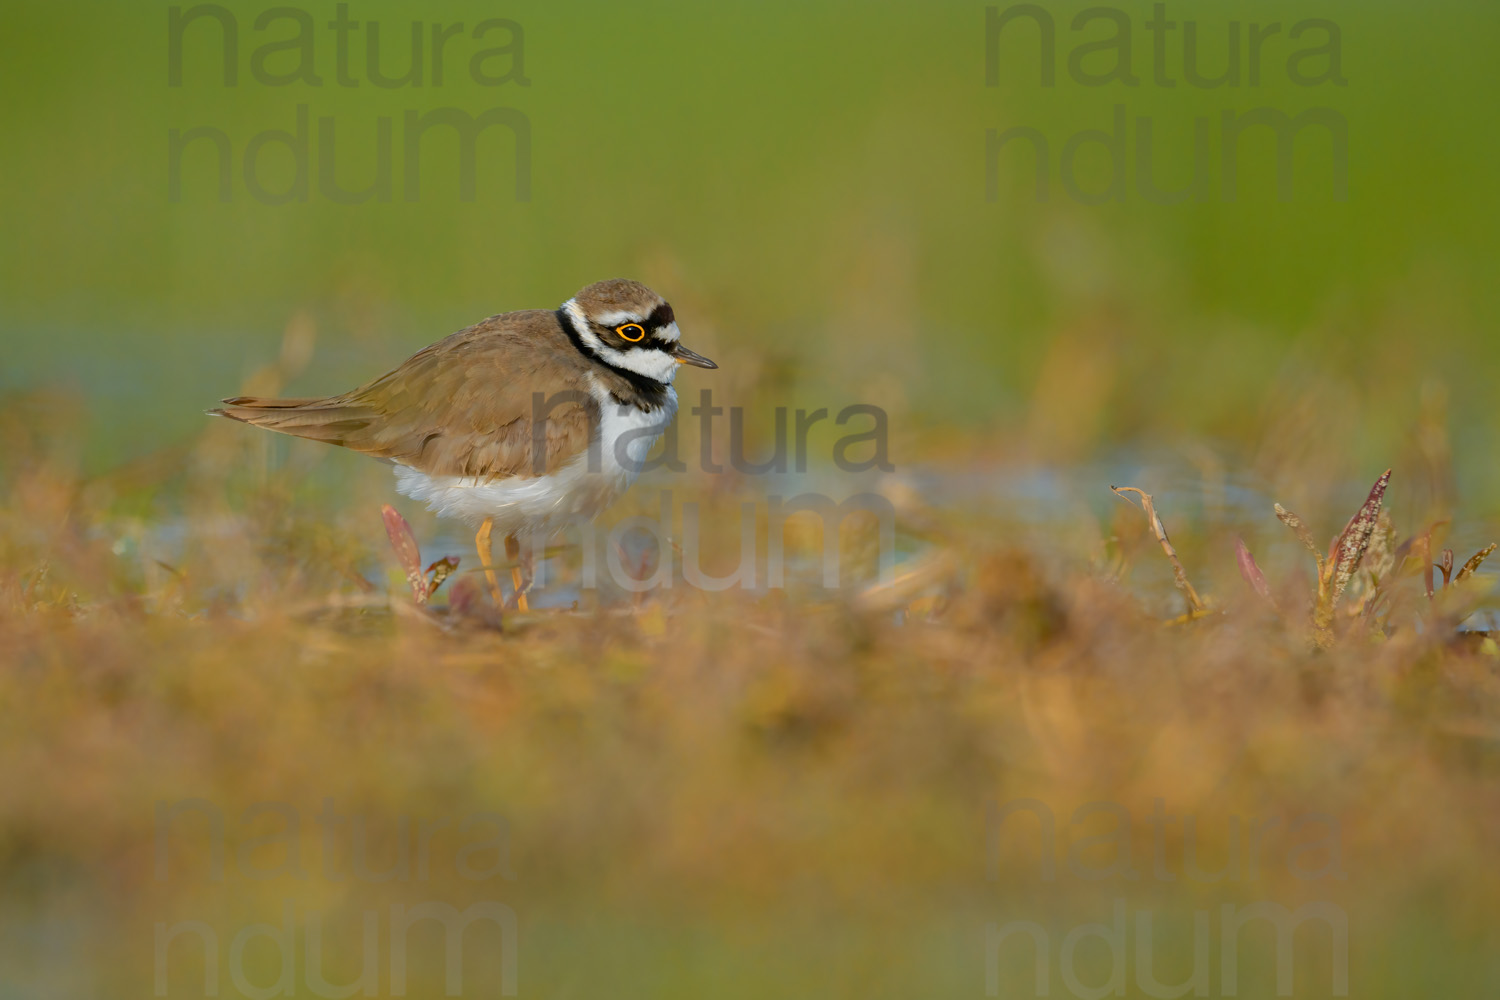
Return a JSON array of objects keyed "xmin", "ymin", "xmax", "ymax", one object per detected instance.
[
  {"xmin": 218, "ymin": 395, "xmax": 325, "ymax": 408},
  {"xmin": 208, "ymin": 396, "xmax": 374, "ymax": 447}
]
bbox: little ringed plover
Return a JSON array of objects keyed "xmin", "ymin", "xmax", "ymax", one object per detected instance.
[{"xmin": 210, "ymin": 279, "xmax": 717, "ymax": 611}]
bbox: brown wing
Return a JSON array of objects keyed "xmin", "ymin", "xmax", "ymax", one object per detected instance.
[{"xmin": 210, "ymin": 311, "xmax": 598, "ymax": 480}]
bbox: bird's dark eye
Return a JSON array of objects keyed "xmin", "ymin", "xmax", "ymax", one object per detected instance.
[{"xmin": 616, "ymin": 323, "xmax": 646, "ymax": 342}]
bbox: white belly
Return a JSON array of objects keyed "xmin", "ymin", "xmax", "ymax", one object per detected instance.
[{"xmin": 392, "ymin": 386, "xmax": 677, "ymax": 539}]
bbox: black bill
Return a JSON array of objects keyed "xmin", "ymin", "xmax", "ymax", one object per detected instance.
[{"xmin": 672, "ymin": 344, "xmax": 718, "ymax": 369}]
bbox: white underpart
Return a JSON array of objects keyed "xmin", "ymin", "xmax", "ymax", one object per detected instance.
[
  {"xmin": 392, "ymin": 375, "xmax": 679, "ymax": 539},
  {"xmin": 562, "ymin": 299, "xmax": 680, "ymax": 383}
]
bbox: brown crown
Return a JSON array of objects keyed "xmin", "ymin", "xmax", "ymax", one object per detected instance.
[{"xmin": 571, "ymin": 278, "xmax": 668, "ymax": 320}]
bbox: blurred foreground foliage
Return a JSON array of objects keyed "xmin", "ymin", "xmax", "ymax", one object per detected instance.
[{"xmin": 1, "ymin": 384, "xmax": 1498, "ymax": 996}]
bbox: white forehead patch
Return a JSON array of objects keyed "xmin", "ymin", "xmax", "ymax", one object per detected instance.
[{"xmin": 563, "ymin": 299, "xmax": 679, "ymax": 385}]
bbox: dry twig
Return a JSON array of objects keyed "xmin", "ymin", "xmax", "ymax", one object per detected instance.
[{"xmin": 1110, "ymin": 486, "xmax": 1206, "ymax": 617}]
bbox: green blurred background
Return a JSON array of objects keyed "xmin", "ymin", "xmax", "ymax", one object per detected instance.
[
  {"xmin": 4, "ymin": 0, "xmax": 1498, "ymax": 494},
  {"xmin": 4, "ymin": 2, "xmax": 1500, "ymax": 997}
]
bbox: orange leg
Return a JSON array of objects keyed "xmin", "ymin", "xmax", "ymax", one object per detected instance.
[
  {"xmin": 504, "ymin": 534, "xmax": 529, "ymax": 613},
  {"xmin": 474, "ymin": 517, "xmax": 505, "ymax": 609}
]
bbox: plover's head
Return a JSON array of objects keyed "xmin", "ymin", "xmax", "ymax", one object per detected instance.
[{"xmin": 560, "ymin": 279, "xmax": 716, "ymax": 384}]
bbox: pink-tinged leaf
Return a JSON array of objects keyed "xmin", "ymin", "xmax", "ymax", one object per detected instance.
[
  {"xmin": 1309, "ymin": 469, "xmax": 1390, "ymax": 647},
  {"xmin": 445, "ymin": 574, "xmax": 504, "ymax": 629},
  {"xmin": 1439, "ymin": 549, "xmax": 1455, "ymax": 589},
  {"xmin": 381, "ymin": 504, "xmax": 427, "ymax": 605},
  {"xmin": 1328, "ymin": 469, "xmax": 1391, "ymax": 606},
  {"xmin": 425, "ymin": 556, "xmax": 460, "ymax": 599},
  {"xmin": 447, "ymin": 574, "xmax": 483, "ymax": 617},
  {"xmin": 1235, "ymin": 537, "xmax": 1274, "ymax": 606}
]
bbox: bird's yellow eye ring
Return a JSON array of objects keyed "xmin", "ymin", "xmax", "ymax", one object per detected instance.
[{"xmin": 616, "ymin": 323, "xmax": 646, "ymax": 342}]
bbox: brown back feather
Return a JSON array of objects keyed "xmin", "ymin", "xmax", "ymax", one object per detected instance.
[{"xmin": 210, "ymin": 310, "xmax": 598, "ymax": 480}]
